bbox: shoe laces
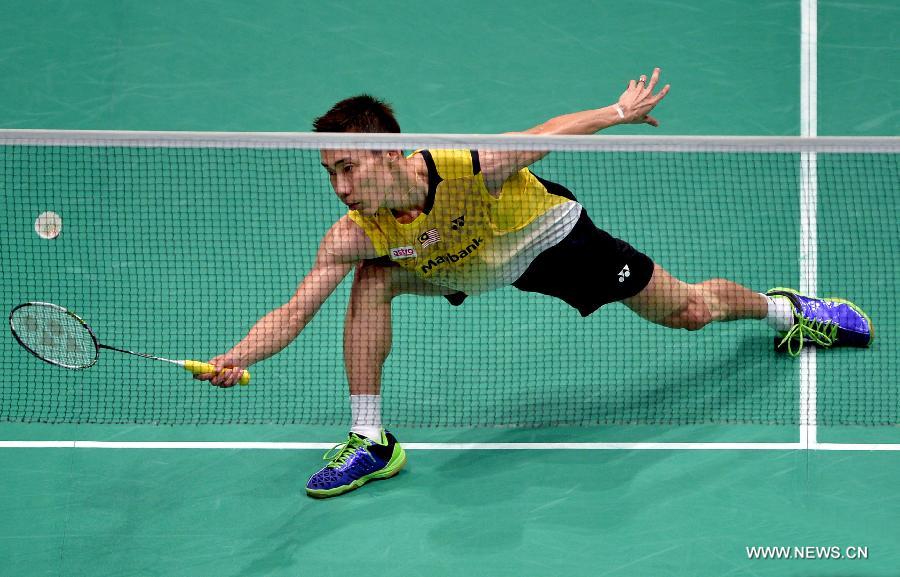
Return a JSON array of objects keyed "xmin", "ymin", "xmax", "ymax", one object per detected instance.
[
  {"xmin": 322, "ymin": 434, "xmax": 374, "ymax": 469},
  {"xmin": 777, "ymin": 314, "xmax": 838, "ymax": 357}
]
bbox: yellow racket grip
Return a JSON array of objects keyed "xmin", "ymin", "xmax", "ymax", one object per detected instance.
[{"xmin": 183, "ymin": 360, "xmax": 251, "ymax": 386}]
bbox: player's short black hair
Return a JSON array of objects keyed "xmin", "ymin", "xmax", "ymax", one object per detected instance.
[{"xmin": 312, "ymin": 95, "xmax": 401, "ymax": 133}]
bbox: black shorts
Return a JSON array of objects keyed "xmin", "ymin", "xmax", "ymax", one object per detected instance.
[{"xmin": 445, "ymin": 177, "xmax": 655, "ymax": 317}]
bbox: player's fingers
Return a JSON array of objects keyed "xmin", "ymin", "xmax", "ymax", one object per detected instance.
[
  {"xmin": 212, "ymin": 366, "xmax": 233, "ymax": 387},
  {"xmin": 225, "ymin": 367, "xmax": 242, "ymax": 387},
  {"xmin": 223, "ymin": 366, "xmax": 243, "ymax": 387},
  {"xmin": 644, "ymin": 115, "xmax": 659, "ymax": 127},
  {"xmin": 216, "ymin": 376, "xmax": 231, "ymax": 387},
  {"xmin": 646, "ymin": 68, "xmax": 660, "ymax": 92},
  {"xmin": 652, "ymin": 84, "xmax": 671, "ymax": 103},
  {"xmin": 627, "ymin": 78, "xmax": 636, "ymax": 90},
  {"xmin": 210, "ymin": 368, "xmax": 223, "ymax": 387},
  {"xmin": 217, "ymin": 367, "xmax": 234, "ymax": 388},
  {"xmin": 636, "ymin": 75, "xmax": 647, "ymax": 95}
]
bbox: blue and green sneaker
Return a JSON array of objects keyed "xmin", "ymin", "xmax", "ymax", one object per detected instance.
[
  {"xmin": 766, "ymin": 288, "xmax": 874, "ymax": 357},
  {"xmin": 306, "ymin": 430, "xmax": 406, "ymax": 499}
]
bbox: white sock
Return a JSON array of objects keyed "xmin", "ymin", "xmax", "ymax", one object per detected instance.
[
  {"xmin": 763, "ymin": 294, "xmax": 795, "ymax": 333},
  {"xmin": 350, "ymin": 394, "xmax": 383, "ymax": 442}
]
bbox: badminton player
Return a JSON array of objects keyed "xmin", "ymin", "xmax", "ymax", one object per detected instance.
[{"xmin": 197, "ymin": 68, "xmax": 873, "ymax": 498}]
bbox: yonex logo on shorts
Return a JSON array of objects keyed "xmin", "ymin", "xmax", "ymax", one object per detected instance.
[
  {"xmin": 618, "ymin": 265, "xmax": 630, "ymax": 283},
  {"xmin": 390, "ymin": 246, "xmax": 417, "ymax": 260}
]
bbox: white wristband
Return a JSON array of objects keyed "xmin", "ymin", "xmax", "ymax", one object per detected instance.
[{"xmin": 614, "ymin": 104, "xmax": 625, "ymax": 119}]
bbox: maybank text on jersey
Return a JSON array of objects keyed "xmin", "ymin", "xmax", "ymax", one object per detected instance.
[{"xmin": 420, "ymin": 238, "xmax": 484, "ymax": 274}]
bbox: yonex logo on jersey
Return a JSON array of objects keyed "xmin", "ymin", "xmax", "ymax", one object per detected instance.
[
  {"xmin": 390, "ymin": 246, "xmax": 417, "ymax": 260},
  {"xmin": 420, "ymin": 238, "xmax": 483, "ymax": 274},
  {"xmin": 618, "ymin": 265, "xmax": 630, "ymax": 283},
  {"xmin": 418, "ymin": 229, "xmax": 441, "ymax": 248},
  {"xmin": 451, "ymin": 215, "xmax": 465, "ymax": 230}
]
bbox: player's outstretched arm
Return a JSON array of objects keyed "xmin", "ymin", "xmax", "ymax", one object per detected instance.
[
  {"xmin": 525, "ymin": 67, "xmax": 670, "ymax": 135},
  {"xmin": 480, "ymin": 67, "xmax": 670, "ymax": 192},
  {"xmin": 196, "ymin": 216, "xmax": 377, "ymax": 387}
]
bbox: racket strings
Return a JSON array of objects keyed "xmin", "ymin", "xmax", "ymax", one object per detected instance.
[{"xmin": 10, "ymin": 305, "xmax": 97, "ymax": 368}]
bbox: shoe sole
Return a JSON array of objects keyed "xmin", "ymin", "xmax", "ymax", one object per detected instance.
[
  {"xmin": 306, "ymin": 447, "xmax": 407, "ymax": 499},
  {"xmin": 769, "ymin": 287, "xmax": 874, "ymax": 349}
]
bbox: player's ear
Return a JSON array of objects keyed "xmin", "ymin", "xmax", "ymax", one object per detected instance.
[{"xmin": 385, "ymin": 150, "xmax": 402, "ymax": 164}]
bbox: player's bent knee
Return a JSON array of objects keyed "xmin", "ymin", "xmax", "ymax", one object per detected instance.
[
  {"xmin": 699, "ymin": 278, "xmax": 730, "ymax": 296},
  {"xmin": 662, "ymin": 288, "xmax": 714, "ymax": 331}
]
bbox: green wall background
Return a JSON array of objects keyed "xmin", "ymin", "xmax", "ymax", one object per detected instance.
[{"xmin": 0, "ymin": 0, "xmax": 808, "ymax": 134}]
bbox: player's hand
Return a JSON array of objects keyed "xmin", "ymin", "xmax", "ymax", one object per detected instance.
[
  {"xmin": 616, "ymin": 67, "xmax": 670, "ymax": 127},
  {"xmin": 194, "ymin": 354, "xmax": 248, "ymax": 388}
]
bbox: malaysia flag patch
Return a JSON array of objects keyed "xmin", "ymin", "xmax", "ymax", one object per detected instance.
[{"xmin": 418, "ymin": 228, "xmax": 441, "ymax": 248}]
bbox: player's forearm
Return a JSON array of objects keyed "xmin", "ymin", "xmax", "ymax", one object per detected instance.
[
  {"xmin": 524, "ymin": 105, "xmax": 623, "ymax": 136},
  {"xmin": 227, "ymin": 302, "xmax": 312, "ymax": 366},
  {"xmin": 224, "ymin": 260, "xmax": 352, "ymax": 367}
]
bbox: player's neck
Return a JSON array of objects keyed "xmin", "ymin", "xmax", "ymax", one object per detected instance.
[{"xmin": 386, "ymin": 156, "xmax": 428, "ymax": 218}]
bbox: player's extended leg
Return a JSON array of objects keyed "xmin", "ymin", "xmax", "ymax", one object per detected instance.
[
  {"xmin": 622, "ymin": 266, "xmax": 874, "ymax": 355},
  {"xmin": 306, "ymin": 260, "xmax": 452, "ymax": 499},
  {"xmin": 622, "ymin": 266, "xmax": 767, "ymax": 330}
]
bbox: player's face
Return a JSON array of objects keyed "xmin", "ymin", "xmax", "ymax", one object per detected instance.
[{"xmin": 320, "ymin": 149, "xmax": 395, "ymax": 216}]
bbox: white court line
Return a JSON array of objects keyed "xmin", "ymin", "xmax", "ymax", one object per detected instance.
[
  {"xmin": 799, "ymin": 150, "xmax": 818, "ymax": 448},
  {"xmin": 799, "ymin": 0, "xmax": 819, "ymax": 449},
  {"xmin": 801, "ymin": 0, "xmax": 818, "ymax": 140},
  {"xmin": 1, "ymin": 440, "xmax": 898, "ymax": 451},
  {"xmin": 814, "ymin": 444, "xmax": 900, "ymax": 452}
]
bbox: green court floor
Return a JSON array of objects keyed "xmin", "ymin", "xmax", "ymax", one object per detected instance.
[
  {"xmin": 1, "ymin": 1, "xmax": 898, "ymax": 576},
  {"xmin": 2, "ymin": 425, "xmax": 899, "ymax": 576}
]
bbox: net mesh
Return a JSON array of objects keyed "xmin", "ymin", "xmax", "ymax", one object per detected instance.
[{"xmin": 1, "ymin": 132, "xmax": 897, "ymax": 426}]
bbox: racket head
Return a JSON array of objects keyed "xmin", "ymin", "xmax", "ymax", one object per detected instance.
[{"xmin": 9, "ymin": 302, "xmax": 100, "ymax": 370}]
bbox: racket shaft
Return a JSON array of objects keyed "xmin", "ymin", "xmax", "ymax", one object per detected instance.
[{"xmin": 182, "ymin": 360, "xmax": 251, "ymax": 386}]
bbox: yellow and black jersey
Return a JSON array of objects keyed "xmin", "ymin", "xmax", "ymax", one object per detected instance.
[{"xmin": 347, "ymin": 149, "xmax": 582, "ymax": 294}]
